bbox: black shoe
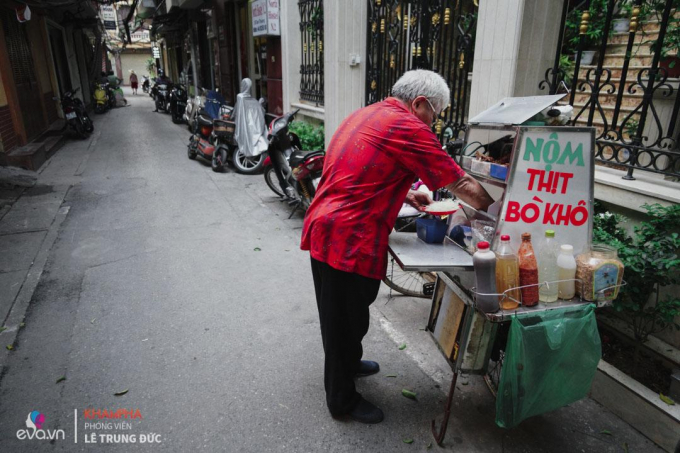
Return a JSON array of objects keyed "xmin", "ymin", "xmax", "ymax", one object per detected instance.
[
  {"xmin": 348, "ymin": 397, "xmax": 384, "ymax": 424},
  {"xmin": 356, "ymin": 360, "xmax": 380, "ymax": 377}
]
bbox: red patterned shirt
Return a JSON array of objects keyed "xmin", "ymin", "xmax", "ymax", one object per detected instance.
[{"xmin": 300, "ymin": 97, "xmax": 465, "ymax": 280}]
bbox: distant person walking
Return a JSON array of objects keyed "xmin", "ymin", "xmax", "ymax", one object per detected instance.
[{"xmin": 130, "ymin": 70, "xmax": 138, "ymax": 95}]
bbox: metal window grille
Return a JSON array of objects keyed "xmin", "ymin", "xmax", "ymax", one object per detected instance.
[
  {"xmin": 366, "ymin": 0, "xmax": 477, "ymax": 143},
  {"xmin": 541, "ymin": 0, "xmax": 680, "ymax": 180},
  {"xmin": 298, "ymin": 0, "xmax": 324, "ymax": 106}
]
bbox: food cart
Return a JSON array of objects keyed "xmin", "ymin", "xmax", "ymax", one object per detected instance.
[{"xmin": 387, "ymin": 96, "xmax": 622, "ymax": 445}]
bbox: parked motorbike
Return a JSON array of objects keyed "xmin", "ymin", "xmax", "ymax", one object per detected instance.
[
  {"xmin": 184, "ymin": 88, "xmax": 206, "ymax": 132},
  {"xmin": 152, "ymin": 80, "xmax": 171, "ymax": 112},
  {"xmin": 142, "ymin": 75, "xmax": 150, "ymax": 94},
  {"xmin": 169, "ymin": 84, "xmax": 188, "ymax": 124},
  {"xmin": 57, "ymin": 87, "xmax": 94, "ymax": 139},
  {"xmin": 262, "ymin": 109, "xmax": 325, "ymax": 216},
  {"xmin": 93, "ymin": 82, "xmax": 109, "ymax": 114},
  {"xmin": 187, "ymin": 98, "xmax": 234, "ymax": 172}
]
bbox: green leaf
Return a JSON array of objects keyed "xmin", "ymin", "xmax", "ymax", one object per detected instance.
[
  {"xmin": 254, "ymin": 247, "xmax": 261, "ymax": 252},
  {"xmin": 398, "ymin": 343, "xmax": 407, "ymax": 350},
  {"xmin": 6, "ymin": 344, "xmax": 13, "ymax": 350},
  {"xmin": 402, "ymin": 439, "xmax": 413, "ymax": 444},
  {"xmin": 114, "ymin": 388, "xmax": 129, "ymax": 396},
  {"xmin": 427, "ymin": 442, "xmax": 432, "ymax": 449},
  {"xmin": 19, "ymin": 323, "xmax": 25, "ymax": 328},
  {"xmin": 56, "ymin": 376, "xmax": 66, "ymax": 384},
  {"xmin": 402, "ymin": 389, "xmax": 417, "ymax": 400},
  {"xmin": 385, "ymin": 374, "xmax": 398, "ymax": 378},
  {"xmin": 0, "ymin": 327, "xmax": 6, "ymax": 333},
  {"xmin": 659, "ymin": 393, "xmax": 676, "ymax": 405},
  {"xmin": 599, "ymin": 430, "xmax": 612, "ymax": 436}
]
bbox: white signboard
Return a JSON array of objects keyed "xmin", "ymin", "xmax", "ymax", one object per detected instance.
[
  {"xmin": 101, "ymin": 5, "xmax": 116, "ymax": 30},
  {"xmin": 252, "ymin": 0, "xmax": 280, "ymax": 37},
  {"xmin": 131, "ymin": 30, "xmax": 150, "ymax": 42},
  {"xmin": 267, "ymin": 0, "xmax": 280, "ymax": 36},
  {"xmin": 495, "ymin": 128, "xmax": 595, "ymax": 255}
]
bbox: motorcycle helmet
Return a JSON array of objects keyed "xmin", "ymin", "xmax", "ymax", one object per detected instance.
[{"xmin": 158, "ymin": 69, "xmax": 165, "ymax": 77}]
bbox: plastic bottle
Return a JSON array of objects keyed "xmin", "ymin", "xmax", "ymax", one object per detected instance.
[
  {"xmin": 538, "ymin": 230, "xmax": 559, "ymax": 303},
  {"xmin": 495, "ymin": 234, "xmax": 521, "ymax": 310},
  {"xmin": 473, "ymin": 241, "xmax": 499, "ymax": 313},
  {"xmin": 557, "ymin": 244, "xmax": 577, "ymax": 299},
  {"xmin": 518, "ymin": 233, "xmax": 539, "ymax": 307}
]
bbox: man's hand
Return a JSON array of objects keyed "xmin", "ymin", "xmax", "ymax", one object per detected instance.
[{"xmin": 405, "ymin": 189, "xmax": 433, "ymax": 212}]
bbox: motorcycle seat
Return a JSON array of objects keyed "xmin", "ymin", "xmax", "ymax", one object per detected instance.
[
  {"xmin": 198, "ymin": 114, "xmax": 213, "ymax": 127},
  {"xmin": 289, "ymin": 150, "xmax": 325, "ymax": 168}
]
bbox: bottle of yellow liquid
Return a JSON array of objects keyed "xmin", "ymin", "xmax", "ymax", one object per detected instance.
[{"xmin": 495, "ymin": 234, "xmax": 521, "ymax": 310}]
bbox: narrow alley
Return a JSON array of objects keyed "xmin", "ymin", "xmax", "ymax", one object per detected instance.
[{"xmin": 0, "ymin": 91, "xmax": 663, "ymax": 452}]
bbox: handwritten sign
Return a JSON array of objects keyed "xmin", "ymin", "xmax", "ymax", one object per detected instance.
[
  {"xmin": 252, "ymin": 0, "xmax": 280, "ymax": 37},
  {"xmin": 495, "ymin": 128, "xmax": 595, "ymax": 254}
]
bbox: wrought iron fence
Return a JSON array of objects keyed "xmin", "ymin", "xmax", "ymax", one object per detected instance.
[
  {"xmin": 541, "ymin": 0, "xmax": 680, "ymax": 180},
  {"xmin": 298, "ymin": 0, "xmax": 324, "ymax": 106},
  {"xmin": 365, "ymin": 0, "xmax": 477, "ymax": 143}
]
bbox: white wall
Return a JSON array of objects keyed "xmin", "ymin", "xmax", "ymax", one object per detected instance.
[
  {"xmin": 468, "ymin": 0, "xmax": 562, "ymax": 117},
  {"xmin": 322, "ymin": 0, "xmax": 367, "ymax": 148}
]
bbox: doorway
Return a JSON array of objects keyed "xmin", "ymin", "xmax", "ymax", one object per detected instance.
[{"xmin": 1, "ymin": 9, "xmax": 46, "ymax": 140}]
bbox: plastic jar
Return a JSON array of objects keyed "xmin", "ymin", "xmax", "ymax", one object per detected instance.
[{"xmin": 575, "ymin": 245, "xmax": 624, "ymax": 302}]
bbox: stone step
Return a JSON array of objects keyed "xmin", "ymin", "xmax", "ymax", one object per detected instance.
[
  {"xmin": 578, "ymin": 64, "xmax": 659, "ymax": 79},
  {"xmin": 609, "ymin": 30, "xmax": 659, "ymax": 45},
  {"xmin": 571, "ymin": 91, "xmax": 643, "ymax": 107},
  {"xmin": 603, "ymin": 53, "xmax": 655, "ymax": 67},
  {"xmin": 39, "ymin": 135, "xmax": 65, "ymax": 159},
  {"xmin": 6, "ymin": 143, "xmax": 46, "ymax": 171}
]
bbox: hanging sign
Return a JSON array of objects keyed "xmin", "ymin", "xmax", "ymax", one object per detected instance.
[
  {"xmin": 495, "ymin": 128, "xmax": 595, "ymax": 255},
  {"xmin": 152, "ymin": 46, "xmax": 161, "ymax": 59},
  {"xmin": 252, "ymin": 0, "xmax": 280, "ymax": 37},
  {"xmin": 16, "ymin": 5, "xmax": 31, "ymax": 22},
  {"xmin": 101, "ymin": 5, "xmax": 117, "ymax": 30}
]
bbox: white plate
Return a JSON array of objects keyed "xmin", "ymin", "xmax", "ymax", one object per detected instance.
[{"xmin": 65, "ymin": 112, "xmax": 77, "ymax": 120}]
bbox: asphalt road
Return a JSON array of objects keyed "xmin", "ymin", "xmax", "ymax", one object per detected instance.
[{"xmin": 0, "ymin": 89, "xmax": 663, "ymax": 452}]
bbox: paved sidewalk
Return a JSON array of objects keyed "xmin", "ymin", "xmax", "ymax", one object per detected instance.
[{"xmin": 0, "ymin": 88, "xmax": 664, "ymax": 452}]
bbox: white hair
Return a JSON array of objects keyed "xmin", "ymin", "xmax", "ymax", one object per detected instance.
[{"xmin": 391, "ymin": 70, "xmax": 450, "ymax": 114}]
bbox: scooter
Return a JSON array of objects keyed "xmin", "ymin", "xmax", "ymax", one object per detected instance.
[
  {"xmin": 169, "ymin": 84, "xmax": 187, "ymax": 124},
  {"xmin": 57, "ymin": 87, "xmax": 94, "ymax": 139},
  {"xmin": 187, "ymin": 98, "xmax": 233, "ymax": 172},
  {"xmin": 151, "ymin": 80, "xmax": 171, "ymax": 112},
  {"xmin": 262, "ymin": 109, "xmax": 325, "ymax": 217},
  {"xmin": 184, "ymin": 88, "xmax": 206, "ymax": 132},
  {"xmin": 93, "ymin": 82, "xmax": 109, "ymax": 114},
  {"xmin": 142, "ymin": 75, "xmax": 150, "ymax": 94}
]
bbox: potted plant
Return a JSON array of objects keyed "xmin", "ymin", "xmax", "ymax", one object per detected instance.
[
  {"xmin": 645, "ymin": 0, "xmax": 680, "ymax": 78},
  {"xmin": 565, "ymin": 0, "xmax": 612, "ymax": 65},
  {"xmin": 612, "ymin": 1, "xmax": 633, "ymax": 33}
]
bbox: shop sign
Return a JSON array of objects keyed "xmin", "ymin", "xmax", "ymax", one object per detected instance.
[
  {"xmin": 101, "ymin": 5, "xmax": 117, "ymax": 30},
  {"xmin": 131, "ymin": 30, "xmax": 150, "ymax": 42},
  {"xmin": 495, "ymin": 128, "xmax": 595, "ymax": 254},
  {"xmin": 252, "ymin": 0, "xmax": 280, "ymax": 37}
]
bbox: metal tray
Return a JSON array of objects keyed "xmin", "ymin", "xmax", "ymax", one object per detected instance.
[{"xmin": 387, "ymin": 232, "xmax": 473, "ymax": 272}]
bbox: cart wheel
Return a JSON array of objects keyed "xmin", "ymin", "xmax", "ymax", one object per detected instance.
[
  {"xmin": 382, "ymin": 255, "xmax": 435, "ymax": 298},
  {"xmin": 483, "ymin": 351, "xmax": 505, "ymax": 398}
]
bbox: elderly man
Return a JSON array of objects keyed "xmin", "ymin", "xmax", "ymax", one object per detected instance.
[{"xmin": 300, "ymin": 70, "xmax": 494, "ymax": 424}]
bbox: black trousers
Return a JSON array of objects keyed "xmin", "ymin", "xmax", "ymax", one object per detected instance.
[{"xmin": 310, "ymin": 257, "xmax": 381, "ymax": 416}]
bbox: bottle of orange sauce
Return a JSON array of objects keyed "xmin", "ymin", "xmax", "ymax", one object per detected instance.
[{"xmin": 495, "ymin": 234, "xmax": 521, "ymax": 310}]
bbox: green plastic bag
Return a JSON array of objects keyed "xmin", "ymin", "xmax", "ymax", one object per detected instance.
[{"xmin": 495, "ymin": 304, "xmax": 601, "ymax": 428}]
